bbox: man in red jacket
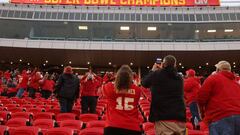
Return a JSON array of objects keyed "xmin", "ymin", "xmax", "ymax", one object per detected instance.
[
  {"xmin": 40, "ymin": 73, "xmax": 55, "ymax": 99},
  {"xmin": 184, "ymin": 69, "xmax": 201, "ymax": 129},
  {"xmin": 197, "ymin": 61, "xmax": 240, "ymax": 135},
  {"xmin": 16, "ymin": 70, "xmax": 29, "ymax": 98},
  {"xmin": 81, "ymin": 70, "xmax": 102, "ymax": 114},
  {"xmin": 28, "ymin": 71, "xmax": 42, "ymax": 98}
]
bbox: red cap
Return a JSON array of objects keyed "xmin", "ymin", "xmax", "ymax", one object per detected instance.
[
  {"xmin": 186, "ymin": 69, "xmax": 196, "ymax": 77},
  {"xmin": 64, "ymin": 66, "xmax": 73, "ymax": 74}
]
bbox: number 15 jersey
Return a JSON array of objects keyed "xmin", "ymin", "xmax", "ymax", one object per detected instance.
[{"xmin": 103, "ymin": 82, "xmax": 142, "ymax": 131}]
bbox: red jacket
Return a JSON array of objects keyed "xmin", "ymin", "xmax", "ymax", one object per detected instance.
[
  {"xmin": 19, "ymin": 72, "xmax": 29, "ymax": 89},
  {"xmin": 103, "ymin": 82, "xmax": 141, "ymax": 131},
  {"xmin": 197, "ymin": 71, "xmax": 240, "ymax": 124},
  {"xmin": 41, "ymin": 79, "xmax": 55, "ymax": 92},
  {"xmin": 81, "ymin": 75, "xmax": 101, "ymax": 96},
  {"xmin": 184, "ymin": 77, "xmax": 201, "ymax": 105},
  {"xmin": 29, "ymin": 74, "xmax": 41, "ymax": 90}
]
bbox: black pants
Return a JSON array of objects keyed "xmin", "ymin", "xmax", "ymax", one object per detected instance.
[
  {"xmin": 41, "ymin": 90, "xmax": 52, "ymax": 99},
  {"xmin": 59, "ymin": 97, "xmax": 74, "ymax": 113},
  {"xmin": 28, "ymin": 88, "xmax": 36, "ymax": 99},
  {"xmin": 81, "ymin": 96, "xmax": 97, "ymax": 114},
  {"xmin": 104, "ymin": 127, "xmax": 141, "ymax": 135}
]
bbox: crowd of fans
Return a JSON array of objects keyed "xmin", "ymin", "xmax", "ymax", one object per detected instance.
[{"xmin": 0, "ymin": 55, "xmax": 240, "ymax": 135}]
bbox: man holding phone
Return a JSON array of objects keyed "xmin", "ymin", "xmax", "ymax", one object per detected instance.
[{"xmin": 142, "ymin": 55, "xmax": 186, "ymax": 135}]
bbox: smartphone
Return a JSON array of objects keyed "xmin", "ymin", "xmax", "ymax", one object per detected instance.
[{"xmin": 155, "ymin": 58, "xmax": 162, "ymax": 64}]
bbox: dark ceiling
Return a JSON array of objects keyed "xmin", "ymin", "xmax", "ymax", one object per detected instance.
[{"xmin": 0, "ymin": 47, "xmax": 240, "ymax": 70}]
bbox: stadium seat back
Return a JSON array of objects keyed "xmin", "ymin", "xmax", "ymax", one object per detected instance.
[
  {"xmin": 79, "ymin": 127, "xmax": 104, "ymax": 135},
  {"xmin": 79, "ymin": 114, "xmax": 98, "ymax": 122},
  {"xmin": 56, "ymin": 113, "xmax": 77, "ymax": 121},
  {"xmin": 45, "ymin": 127, "xmax": 74, "ymax": 135}
]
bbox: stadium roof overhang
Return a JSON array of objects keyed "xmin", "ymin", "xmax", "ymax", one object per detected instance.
[{"xmin": 0, "ymin": 46, "xmax": 240, "ymax": 69}]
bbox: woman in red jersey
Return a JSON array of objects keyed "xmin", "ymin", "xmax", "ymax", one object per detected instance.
[{"xmin": 103, "ymin": 65, "xmax": 142, "ymax": 135}]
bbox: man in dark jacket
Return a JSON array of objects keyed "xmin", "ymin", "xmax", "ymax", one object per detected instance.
[
  {"xmin": 55, "ymin": 66, "xmax": 80, "ymax": 113},
  {"xmin": 142, "ymin": 55, "xmax": 186, "ymax": 135}
]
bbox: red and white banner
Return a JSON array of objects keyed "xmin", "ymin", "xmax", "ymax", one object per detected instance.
[{"xmin": 10, "ymin": 0, "xmax": 220, "ymax": 6}]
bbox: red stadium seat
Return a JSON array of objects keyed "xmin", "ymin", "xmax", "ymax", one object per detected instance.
[
  {"xmin": 188, "ymin": 130, "xmax": 207, "ymax": 135},
  {"xmin": 0, "ymin": 111, "xmax": 11, "ymax": 124},
  {"xmin": 7, "ymin": 107, "xmax": 26, "ymax": 113},
  {"xmin": 100, "ymin": 115, "xmax": 106, "ymax": 120},
  {"xmin": 34, "ymin": 112, "xmax": 54, "ymax": 120},
  {"xmin": 79, "ymin": 127, "xmax": 104, "ymax": 135},
  {"xmin": 27, "ymin": 108, "xmax": 45, "ymax": 113},
  {"xmin": 45, "ymin": 127, "xmax": 74, "ymax": 135},
  {"xmin": 5, "ymin": 104, "xmax": 19, "ymax": 108},
  {"xmin": 0, "ymin": 125, "xmax": 8, "ymax": 135},
  {"xmin": 56, "ymin": 113, "xmax": 77, "ymax": 121},
  {"xmin": 142, "ymin": 122, "xmax": 154, "ymax": 132},
  {"xmin": 59, "ymin": 120, "xmax": 83, "ymax": 133},
  {"xmin": 186, "ymin": 122, "xmax": 194, "ymax": 130},
  {"xmin": 86, "ymin": 120, "xmax": 105, "ymax": 128},
  {"xmin": 11, "ymin": 112, "xmax": 33, "ymax": 120},
  {"xmin": 9, "ymin": 126, "xmax": 41, "ymax": 135},
  {"xmin": 79, "ymin": 114, "xmax": 98, "ymax": 122},
  {"xmin": 33, "ymin": 119, "xmax": 55, "ymax": 134},
  {"xmin": 6, "ymin": 118, "xmax": 29, "ymax": 127},
  {"xmin": 6, "ymin": 118, "xmax": 30, "ymax": 134},
  {"xmin": 47, "ymin": 108, "xmax": 60, "ymax": 115}
]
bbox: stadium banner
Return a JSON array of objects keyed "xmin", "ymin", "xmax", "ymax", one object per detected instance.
[{"xmin": 10, "ymin": 0, "xmax": 220, "ymax": 6}]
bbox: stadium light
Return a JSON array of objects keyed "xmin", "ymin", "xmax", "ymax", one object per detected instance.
[
  {"xmin": 147, "ymin": 27, "xmax": 157, "ymax": 31},
  {"xmin": 27, "ymin": 63, "xmax": 30, "ymax": 66},
  {"xmin": 108, "ymin": 62, "xmax": 112, "ymax": 65},
  {"xmin": 78, "ymin": 26, "xmax": 88, "ymax": 30},
  {"xmin": 179, "ymin": 63, "xmax": 182, "ymax": 66},
  {"xmin": 147, "ymin": 66, "xmax": 150, "ymax": 69},
  {"xmin": 43, "ymin": 64, "xmax": 46, "ymax": 66},
  {"xmin": 207, "ymin": 30, "xmax": 216, "ymax": 33},
  {"xmin": 206, "ymin": 62, "xmax": 209, "ymax": 65},
  {"xmin": 233, "ymin": 65, "xmax": 236, "ymax": 68},
  {"xmin": 195, "ymin": 30, "xmax": 200, "ymax": 33},
  {"xmin": 130, "ymin": 62, "xmax": 133, "ymax": 66},
  {"xmin": 224, "ymin": 29, "xmax": 234, "ymax": 32},
  {"xmin": 61, "ymin": 64, "xmax": 64, "ymax": 67},
  {"xmin": 233, "ymin": 62, "xmax": 236, "ymax": 65},
  {"xmin": 45, "ymin": 60, "xmax": 48, "ymax": 63},
  {"xmin": 199, "ymin": 66, "xmax": 202, "ymax": 69},
  {"xmin": 69, "ymin": 61, "xmax": 72, "ymax": 64},
  {"xmin": 120, "ymin": 26, "xmax": 130, "ymax": 31},
  {"xmin": 10, "ymin": 62, "xmax": 13, "ymax": 65},
  {"xmin": 87, "ymin": 61, "xmax": 90, "ymax": 65},
  {"xmin": 181, "ymin": 66, "xmax": 184, "ymax": 69},
  {"xmin": 19, "ymin": 59, "xmax": 22, "ymax": 62}
]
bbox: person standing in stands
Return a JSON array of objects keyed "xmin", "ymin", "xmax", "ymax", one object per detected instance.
[
  {"xmin": 81, "ymin": 69, "xmax": 102, "ymax": 114},
  {"xmin": 16, "ymin": 70, "xmax": 29, "ymax": 98},
  {"xmin": 142, "ymin": 55, "xmax": 186, "ymax": 135},
  {"xmin": 184, "ymin": 69, "xmax": 201, "ymax": 129},
  {"xmin": 55, "ymin": 66, "xmax": 80, "ymax": 113},
  {"xmin": 103, "ymin": 65, "xmax": 142, "ymax": 135},
  {"xmin": 40, "ymin": 73, "xmax": 55, "ymax": 99},
  {"xmin": 197, "ymin": 61, "xmax": 240, "ymax": 135},
  {"xmin": 28, "ymin": 71, "xmax": 42, "ymax": 98}
]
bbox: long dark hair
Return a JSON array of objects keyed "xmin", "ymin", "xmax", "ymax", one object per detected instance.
[{"xmin": 114, "ymin": 65, "xmax": 133, "ymax": 92}]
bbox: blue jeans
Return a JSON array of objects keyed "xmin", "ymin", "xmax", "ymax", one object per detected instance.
[
  {"xmin": 16, "ymin": 88, "xmax": 25, "ymax": 98},
  {"xmin": 209, "ymin": 115, "xmax": 240, "ymax": 135},
  {"xmin": 189, "ymin": 102, "xmax": 201, "ymax": 121}
]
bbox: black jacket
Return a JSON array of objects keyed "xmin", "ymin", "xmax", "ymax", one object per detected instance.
[
  {"xmin": 142, "ymin": 66, "xmax": 186, "ymax": 122},
  {"xmin": 55, "ymin": 73, "xmax": 80, "ymax": 99}
]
